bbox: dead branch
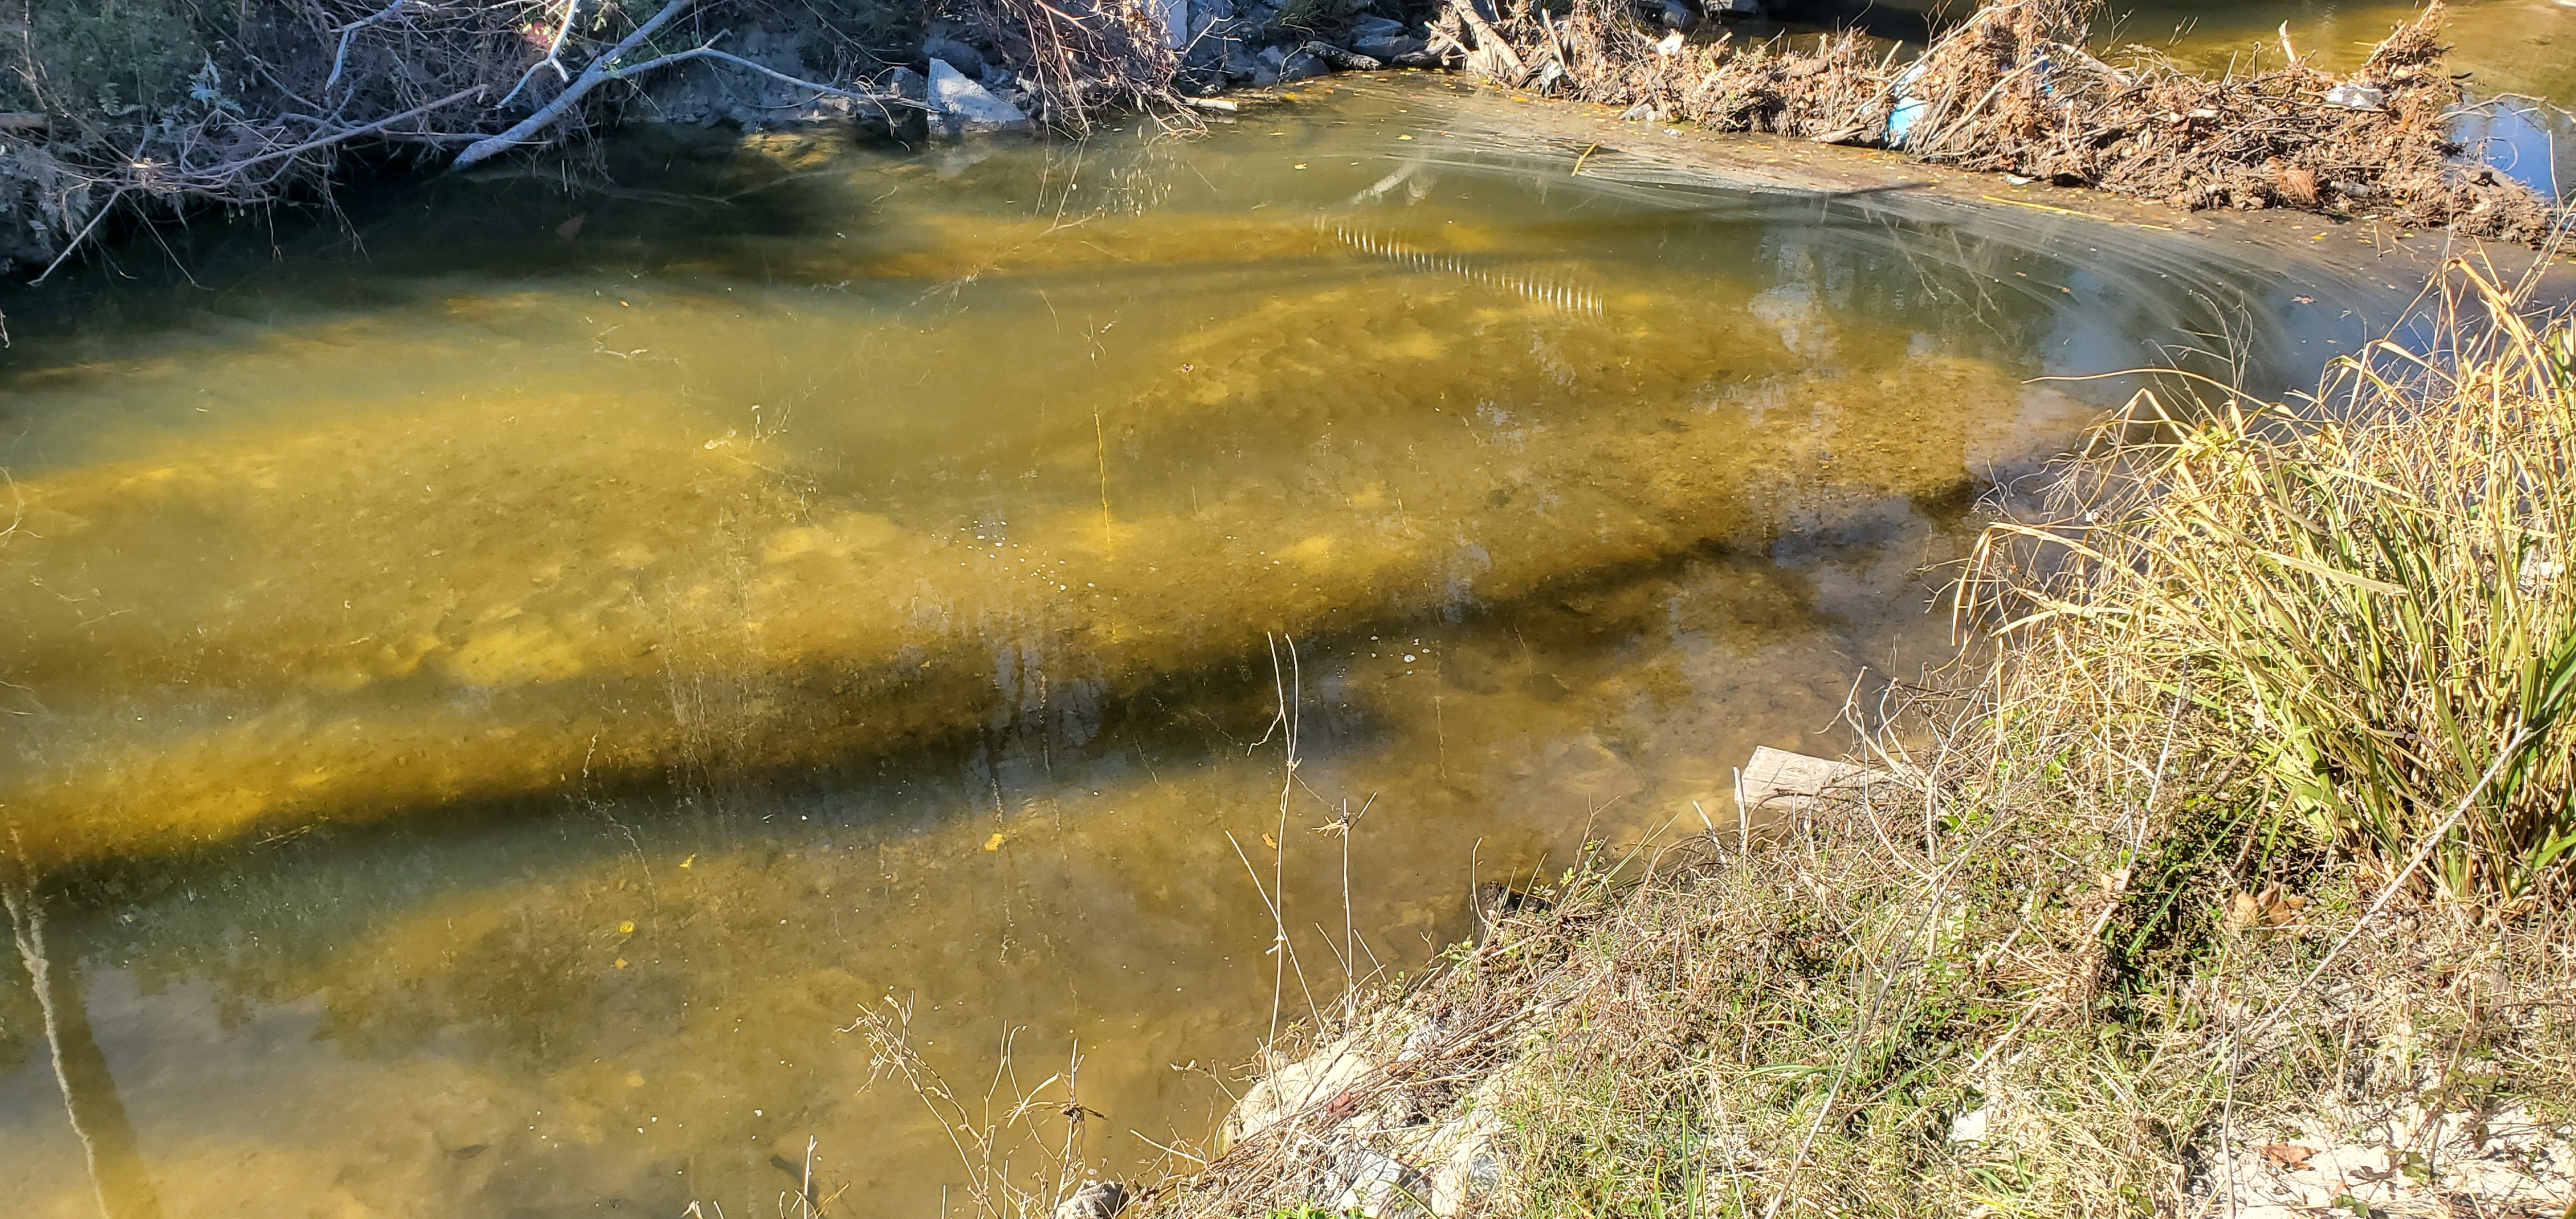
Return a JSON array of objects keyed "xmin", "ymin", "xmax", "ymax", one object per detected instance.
[{"xmin": 451, "ymin": 0, "xmax": 698, "ymax": 172}]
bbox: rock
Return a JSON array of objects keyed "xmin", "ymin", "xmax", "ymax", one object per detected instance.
[
  {"xmin": 1278, "ymin": 45, "xmax": 1335, "ymax": 81},
  {"xmin": 926, "ymin": 58, "xmax": 1031, "ymax": 138},
  {"xmin": 1471, "ymin": 881, "xmax": 1551, "ymax": 945},
  {"xmin": 1254, "ymin": 43, "xmax": 1289, "ymax": 86},
  {"xmin": 1222, "ymin": 1030, "xmax": 1380, "ymax": 1147},
  {"xmin": 1156, "ymin": 0, "xmax": 1188, "ymax": 49},
  {"xmin": 1351, "ymin": 28, "xmax": 1427, "ymax": 61},
  {"xmin": 923, "ymin": 36, "xmax": 985, "ymax": 77},
  {"xmin": 1300, "ymin": 41, "xmax": 1382, "ymax": 70},
  {"xmin": 1708, "ymin": 0, "xmax": 1761, "ymax": 15},
  {"xmin": 1326, "ymin": 1146, "xmax": 1426, "ymax": 1215},
  {"xmin": 1657, "ymin": 0, "xmax": 1701, "ymax": 31},
  {"xmin": 2323, "ymin": 82, "xmax": 2386, "ymax": 110},
  {"xmin": 1222, "ymin": 45, "xmax": 1266, "ymax": 82},
  {"xmin": 1219, "ymin": 1023, "xmax": 1515, "ymax": 1218},
  {"xmin": 636, "ymin": 24, "xmax": 913, "ymax": 135},
  {"xmin": 1736, "ymin": 746, "xmax": 1887, "ymax": 819},
  {"xmin": 1052, "ymin": 1179, "xmax": 1126, "ymax": 1219}
]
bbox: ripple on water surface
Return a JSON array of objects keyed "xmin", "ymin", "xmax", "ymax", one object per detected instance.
[{"xmin": 0, "ymin": 77, "xmax": 2391, "ymax": 1216}]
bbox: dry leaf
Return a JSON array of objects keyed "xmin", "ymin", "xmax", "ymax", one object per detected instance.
[
  {"xmin": 2257, "ymin": 1143, "xmax": 2316, "ymax": 1170},
  {"xmin": 1262, "ymin": 833, "xmax": 1279, "ymax": 850},
  {"xmin": 983, "ymin": 832, "xmax": 1004, "ymax": 852},
  {"xmin": 2226, "ymin": 883, "xmax": 2309, "ymax": 928}
]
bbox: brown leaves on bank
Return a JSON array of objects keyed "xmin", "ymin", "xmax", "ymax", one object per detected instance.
[{"xmin": 1436, "ymin": 0, "xmax": 2561, "ymax": 241}]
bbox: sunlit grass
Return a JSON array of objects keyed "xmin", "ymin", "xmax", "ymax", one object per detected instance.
[{"xmin": 1977, "ymin": 260, "xmax": 2576, "ymax": 905}]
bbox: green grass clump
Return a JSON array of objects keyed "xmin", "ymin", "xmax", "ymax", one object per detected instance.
[{"xmin": 1978, "ymin": 262, "xmax": 2576, "ymax": 905}]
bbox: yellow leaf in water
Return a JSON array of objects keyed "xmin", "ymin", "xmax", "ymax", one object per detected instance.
[
  {"xmin": 678, "ymin": 854, "xmax": 695, "ymax": 870},
  {"xmin": 984, "ymin": 832, "xmax": 1005, "ymax": 852},
  {"xmin": 1262, "ymin": 834, "xmax": 1278, "ymax": 850},
  {"xmin": 618, "ymin": 921, "xmax": 636, "ymax": 935},
  {"xmin": 613, "ymin": 958, "xmax": 627, "ymax": 969}
]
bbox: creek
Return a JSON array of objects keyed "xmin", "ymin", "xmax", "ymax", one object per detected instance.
[{"xmin": 0, "ymin": 70, "xmax": 2425, "ymax": 1216}]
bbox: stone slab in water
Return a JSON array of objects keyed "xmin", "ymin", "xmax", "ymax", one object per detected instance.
[{"xmin": 1737, "ymin": 746, "xmax": 1883, "ymax": 816}]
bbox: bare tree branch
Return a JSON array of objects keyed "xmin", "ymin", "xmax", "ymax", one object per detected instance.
[
  {"xmin": 450, "ymin": 0, "xmax": 695, "ymax": 171},
  {"xmin": 326, "ymin": 0, "xmax": 415, "ymax": 93}
]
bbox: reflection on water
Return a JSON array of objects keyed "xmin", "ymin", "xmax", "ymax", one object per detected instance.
[{"xmin": 0, "ymin": 77, "xmax": 2389, "ymax": 1215}]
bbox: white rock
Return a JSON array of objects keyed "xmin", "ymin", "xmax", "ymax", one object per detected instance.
[
  {"xmin": 927, "ymin": 58, "xmax": 1031, "ymax": 138},
  {"xmin": 2323, "ymin": 83, "xmax": 2387, "ymax": 110},
  {"xmin": 1222, "ymin": 1031, "xmax": 1381, "ymax": 1147},
  {"xmin": 1052, "ymin": 1179, "xmax": 1126, "ymax": 1219}
]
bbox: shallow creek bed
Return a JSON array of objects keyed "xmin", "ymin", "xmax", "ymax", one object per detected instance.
[{"xmin": 0, "ymin": 74, "xmax": 2565, "ymax": 1218}]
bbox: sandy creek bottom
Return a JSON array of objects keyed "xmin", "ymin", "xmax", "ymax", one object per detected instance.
[{"xmin": 0, "ymin": 77, "xmax": 2389, "ymax": 1216}]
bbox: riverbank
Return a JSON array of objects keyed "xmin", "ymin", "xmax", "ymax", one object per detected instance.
[
  {"xmin": 2, "ymin": 0, "xmax": 2567, "ymax": 286},
  {"xmin": 1130, "ymin": 261, "xmax": 2576, "ymax": 1216}
]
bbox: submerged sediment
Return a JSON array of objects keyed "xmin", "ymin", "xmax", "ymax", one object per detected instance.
[{"xmin": 0, "ymin": 190, "xmax": 2080, "ymax": 871}]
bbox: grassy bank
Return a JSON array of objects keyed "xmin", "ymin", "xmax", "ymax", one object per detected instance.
[{"xmin": 1136, "ymin": 262, "xmax": 2576, "ymax": 1216}]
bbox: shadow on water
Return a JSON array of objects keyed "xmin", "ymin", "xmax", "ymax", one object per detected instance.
[
  {"xmin": 0, "ymin": 75, "xmax": 2425, "ymax": 1215},
  {"xmin": 5, "ymin": 887, "xmax": 165, "ymax": 1219}
]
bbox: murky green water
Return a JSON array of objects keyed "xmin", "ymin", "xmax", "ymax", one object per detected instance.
[{"xmin": 0, "ymin": 75, "xmax": 2396, "ymax": 1215}]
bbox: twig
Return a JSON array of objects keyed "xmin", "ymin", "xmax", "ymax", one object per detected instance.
[
  {"xmin": 497, "ymin": 0, "xmax": 585, "ymax": 109},
  {"xmin": 450, "ymin": 0, "xmax": 696, "ymax": 171},
  {"xmin": 218, "ymin": 84, "xmax": 486, "ymax": 178},
  {"xmin": 326, "ymin": 0, "xmax": 413, "ymax": 93},
  {"xmin": 28, "ymin": 187, "xmax": 126, "ymax": 285}
]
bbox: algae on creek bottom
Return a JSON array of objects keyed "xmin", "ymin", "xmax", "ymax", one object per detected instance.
[
  {"xmin": 0, "ymin": 226, "xmax": 2062, "ymax": 870},
  {"xmin": 0, "ymin": 78, "xmax": 2394, "ymax": 1215}
]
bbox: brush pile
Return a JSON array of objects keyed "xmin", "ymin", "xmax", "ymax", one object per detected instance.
[
  {"xmin": 942, "ymin": 0, "xmax": 1184, "ymax": 132},
  {"xmin": 1438, "ymin": 0, "xmax": 2560, "ymax": 240},
  {"xmin": 1, "ymin": 0, "xmax": 919, "ymax": 279}
]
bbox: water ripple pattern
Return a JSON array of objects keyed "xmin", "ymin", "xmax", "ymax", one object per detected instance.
[{"xmin": 1321, "ymin": 215, "xmax": 1604, "ymax": 318}]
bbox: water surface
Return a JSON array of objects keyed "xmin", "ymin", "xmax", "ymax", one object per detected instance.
[{"xmin": 0, "ymin": 77, "xmax": 2394, "ymax": 1215}]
